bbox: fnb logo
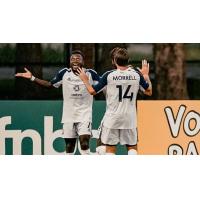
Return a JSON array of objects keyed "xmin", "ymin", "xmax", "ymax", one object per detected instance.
[
  {"xmin": 0, "ymin": 116, "xmax": 64, "ymax": 155},
  {"xmin": 0, "ymin": 116, "xmax": 99, "ymax": 155}
]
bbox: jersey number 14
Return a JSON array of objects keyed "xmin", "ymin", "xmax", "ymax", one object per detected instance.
[{"xmin": 116, "ymin": 85, "xmax": 133, "ymax": 102}]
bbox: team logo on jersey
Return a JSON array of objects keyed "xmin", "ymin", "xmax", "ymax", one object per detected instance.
[
  {"xmin": 73, "ymin": 85, "xmax": 80, "ymax": 92},
  {"xmin": 67, "ymin": 77, "xmax": 71, "ymax": 81}
]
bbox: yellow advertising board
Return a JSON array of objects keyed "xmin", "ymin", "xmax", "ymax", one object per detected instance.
[{"xmin": 138, "ymin": 101, "xmax": 200, "ymax": 155}]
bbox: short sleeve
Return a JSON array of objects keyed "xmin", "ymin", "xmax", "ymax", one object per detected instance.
[
  {"xmin": 87, "ymin": 69, "xmax": 100, "ymax": 82},
  {"xmin": 92, "ymin": 70, "xmax": 113, "ymax": 93},
  {"xmin": 50, "ymin": 68, "xmax": 68, "ymax": 88}
]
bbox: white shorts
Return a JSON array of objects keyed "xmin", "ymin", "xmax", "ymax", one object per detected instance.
[
  {"xmin": 62, "ymin": 122, "xmax": 92, "ymax": 138},
  {"xmin": 100, "ymin": 124, "xmax": 138, "ymax": 146}
]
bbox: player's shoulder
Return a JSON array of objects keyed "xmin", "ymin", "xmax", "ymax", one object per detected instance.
[
  {"xmin": 97, "ymin": 69, "xmax": 116, "ymax": 85},
  {"xmin": 52, "ymin": 67, "xmax": 71, "ymax": 82},
  {"xmin": 85, "ymin": 68, "xmax": 100, "ymax": 81},
  {"xmin": 85, "ymin": 68, "xmax": 97, "ymax": 74},
  {"xmin": 128, "ymin": 66, "xmax": 142, "ymax": 77},
  {"xmin": 130, "ymin": 66, "xmax": 141, "ymax": 74},
  {"xmin": 58, "ymin": 67, "xmax": 71, "ymax": 74},
  {"xmin": 102, "ymin": 69, "xmax": 116, "ymax": 77},
  {"xmin": 56, "ymin": 67, "xmax": 71, "ymax": 78}
]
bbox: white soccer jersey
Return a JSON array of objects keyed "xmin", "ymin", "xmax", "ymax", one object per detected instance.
[
  {"xmin": 93, "ymin": 67, "xmax": 149, "ymax": 129},
  {"xmin": 50, "ymin": 68, "xmax": 99, "ymax": 123}
]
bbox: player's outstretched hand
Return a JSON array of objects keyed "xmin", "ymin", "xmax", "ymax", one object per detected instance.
[
  {"xmin": 76, "ymin": 67, "xmax": 89, "ymax": 82},
  {"xmin": 15, "ymin": 67, "xmax": 32, "ymax": 79},
  {"xmin": 137, "ymin": 59, "xmax": 150, "ymax": 78}
]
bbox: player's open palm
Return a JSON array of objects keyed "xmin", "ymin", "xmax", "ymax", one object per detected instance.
[
  {"xmin": 138, "ymin": 59, "xmax": 149, "ymax": 75},
  {"xmin": 15, "ymin": 67, "xmax": 32, "ymax": 79}
]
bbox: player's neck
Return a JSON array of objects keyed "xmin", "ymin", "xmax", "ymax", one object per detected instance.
[{"xmin": 117, "ymin": 65, "xmax": 129, "ymax": 71}]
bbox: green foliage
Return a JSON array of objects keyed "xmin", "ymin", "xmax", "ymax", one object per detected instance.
[
  {"xmin": 0, "ymin": 43, "xmax": 200, "ymax": 65},
  {"xmin": 0, "ymin": 45, "xmax": 64, "ymax": 65},
  {"xmin": 0, "ymin": 44, "xmax": 16, "ymax": 63},
  {"xmin": 42, "ymin": 47, "xmax": 64, "ymax": 63},
  {"xmin": 185, "ymin": 44, "xmax": 200, "ymax": 61},
  {"xmin": 129, "ymin": 53, "xmax": 153, "ymax": 62}
]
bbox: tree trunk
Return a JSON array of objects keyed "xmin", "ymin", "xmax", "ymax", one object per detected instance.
[
  {"xmin": 15, "ymin": 43, "xmax": 43, "ymax": 99},
  {"xmin": 154, "ymin": 43, "xmax": 188, "ymax": 99}
]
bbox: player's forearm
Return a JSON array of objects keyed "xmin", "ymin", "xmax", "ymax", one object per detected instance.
[
  {"xmin": 82, "ymin": 80, "xmax": 96, "ymax": 95},
  {"xmin": 144, "ymin": 75, "xmax": 152, "ymax": 96},
  {"xmin": 32, "ymin": 77, "xmax": 52, "ymax": 88},
  {"xmin": 77, "ymin": 67, "xmax": 97, "ymax": 95}
]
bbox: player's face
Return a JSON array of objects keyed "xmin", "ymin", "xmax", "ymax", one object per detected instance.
[{"xmin": 70, "ymin": 54, "xmax": 84, "ymax": 72}]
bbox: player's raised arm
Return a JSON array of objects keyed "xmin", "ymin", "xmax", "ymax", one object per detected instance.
[
  {"xmin": 15, "ymin": 67, "xmax": 52, "ymax": 88},
  {"xmin": 137, "ymin": 59, "xmax": 152, "ymax": 96}
]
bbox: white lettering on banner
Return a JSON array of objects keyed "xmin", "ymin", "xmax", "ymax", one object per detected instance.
[
  {"xmin": 0, "ymin": 116, "xmax": 65, "ymax": 155},
  {"xmin": 164, "ymin": 105, "xmax": 200, "ymax": 155},
  {"xmin": 168, "ymin": 144, "xmax": 183, "ymax": 155},
  {"xmin": 164, "ymin": 105, "xmax": 186, "ymax": 138},
  {"xmin": 44, "ymin": 116, "xmax": 65, "ymax": 155},
  {"xmin": 0, "ymin": 116, "xmax": 99, "ymax": 155},
  {"xmin": 184, "ymin": 111, "xmax": 200, "ymax": 137},
  {"xmin": 0, "ymin": 116, "xmax": 41, "ymax": 155},
  {"xmin": 164, "ymin": 105, "xmax": 200, "ymax": 137},
  {"xmin": 168, "ymin": 142, "xmax": 198, "ymax": 155},
  {"xmin": 186, "ymin": 141, "xmax": 198, "ymax": 155}
]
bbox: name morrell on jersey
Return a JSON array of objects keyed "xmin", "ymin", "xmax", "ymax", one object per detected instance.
[{"xmin": 113, "ymin": 75, "xmax": 136, "ymax": 81}]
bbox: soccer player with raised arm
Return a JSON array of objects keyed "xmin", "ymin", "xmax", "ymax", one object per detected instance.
[
  {"xmin": 77, "ymin": 47, "xmax": 152, "ymax": 155},
  {"xmin": 15, "ymin": 50, "xmax": 100, "ymax": 155}
]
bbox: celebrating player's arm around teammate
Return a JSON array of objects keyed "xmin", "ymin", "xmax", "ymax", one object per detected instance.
[
  {"xmin": 15, "ymin": 50, "xmax": 100, "ymax": 155},
  {"xmin": 77, "ymin": 47, "xmax": 152, "ymax": 155}
]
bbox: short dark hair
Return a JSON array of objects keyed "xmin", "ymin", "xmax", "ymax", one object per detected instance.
[
  {"xmin": 71, "ymin": 50, "xmax": 85, "ymax": 59},
  {"xmin": 113, "ymin": 48, "xmax": 129, "ymax": 66}
]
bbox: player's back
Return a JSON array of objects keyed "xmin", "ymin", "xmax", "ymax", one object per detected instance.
[{"xmin": 103, "ymin": 67, "xmax": 140, "ymax": 129}]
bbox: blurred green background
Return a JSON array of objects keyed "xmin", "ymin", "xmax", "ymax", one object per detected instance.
[{"xmin": 0, "ymin": 43, "xmax": 199, "ymax": 100}]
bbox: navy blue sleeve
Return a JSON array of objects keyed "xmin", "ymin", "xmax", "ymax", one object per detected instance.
[
  {"xmin": 139, "ymin": 74, "xmax": 149, "ymax": 90},
  {"xmin": 87, "ymin": 69, "xmax": 100, "ymax": 81},
  {"xmin": 92, "ymin": 71, "xmax": 111, "ymax": 93},
  {"xmin": 50, "ymin": 68, "xmax": 68, "ymax": 86}
]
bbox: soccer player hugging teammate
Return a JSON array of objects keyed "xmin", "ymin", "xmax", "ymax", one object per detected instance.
[
  {"xmin": 15, "ymin": 50, "xmax": 100, "ymax": 155},
  {"xmin": 77, "ymin": 47, "xmax": 152, "ymax": 155}
]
